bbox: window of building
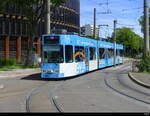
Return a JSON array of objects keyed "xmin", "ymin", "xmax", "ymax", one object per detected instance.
[
  {"xmin": 0, "ymin": 36, "xmax": 5, "ymax": 51},
  {"xmin": 22, "ymin": 21, "xmax": 27, "ymax": 35},
  {"xmin": 0, "ymin": 19, "xmax": 3, "ymax": 34},
  {"xmin": 90, "ymin": 47, "xmax": 96, "ymax": 60},
  {"xmin": 65, "ymin": 45, "xmax": 73, "ymax": 63},
  {"xmin": 99, "ymin": 48, "xmax": 105, "ymax": 59},
  {"xmin": 11, "ymin": 20, "xmax": 16, "ymax": 35},
  {"xmin": 21, "ymin": 37, "xmax": 28, "ymax": 60},
  {"xmin": 0, "ymin": 36, "xmax": 5, "ymax": 59},
  {"xmin": 16, "ymin": 21, "xmax": 21, "ymax": 35},
  {"xmin": 4, "ymin": 19, "xmax": 10, "ymax": 34},
  {"xmin": 9, "ymin": 37, "xmax": 17, "ymax": 59}
]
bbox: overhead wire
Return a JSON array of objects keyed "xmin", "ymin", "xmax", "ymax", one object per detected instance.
[{"xmin": 96, "ymin": 0, "xmax": 143, "ymax": 37}]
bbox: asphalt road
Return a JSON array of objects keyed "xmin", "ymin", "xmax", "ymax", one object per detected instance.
[
  {"xmin": 52, "ymin": 63, "xmax": 150, "ymax": 112},
  {"xmin": 0, "ymin": 62, "xmax": 150, "ymax": 112},
  {"xmin": 0, "ymin": 74, "xmax": 49, "ymax": 112}
]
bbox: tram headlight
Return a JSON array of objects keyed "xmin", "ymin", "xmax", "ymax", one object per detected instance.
[
  {"xmin": 42, "ymin": 70, "xmax": 47, "ymax": 73},
  {"xmin": 47, "ymin": 70, "xmax": 53, "ymax": 73},
  {"xmin": 50, "ymin": 70, "xmax": 59, "ymax": 73},
  {"xmin": 54, "ymin": 70, "xmax": 59, "ymax": 73}
]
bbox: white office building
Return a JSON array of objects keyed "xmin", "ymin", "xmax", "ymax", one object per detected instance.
[{"xmin": 81, "ymin": 24, "xmax": 100, "ymax": 38}]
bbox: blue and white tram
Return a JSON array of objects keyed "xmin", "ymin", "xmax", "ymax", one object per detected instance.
[{"xmin": 41, "ymin": 34, "xmax": 124, "ymax": 78}]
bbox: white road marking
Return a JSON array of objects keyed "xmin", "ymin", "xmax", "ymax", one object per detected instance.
[{"xmin": 0, "ymin": 84, "xmax": 4, "ymax": 89}]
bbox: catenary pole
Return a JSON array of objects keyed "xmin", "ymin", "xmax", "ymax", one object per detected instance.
[
  {"xmin": 113, "ymin": 20, "xmax": 117, "ymax": 67},
  {"xmin": 93, "ymin": 8, "xmax": 96, "ymax": 39},
  {"xmin": 144, "ymin": 0, "xmax": 149, "ymax": 56},
  {"xmin": 45, "ymin": 0, "xmax": 51, "ymax": 34}
]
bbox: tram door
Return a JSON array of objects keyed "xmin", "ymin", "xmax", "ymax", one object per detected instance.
[{"xmin": 85, "ymin": 47, "xmax": 89, "ymax": 72}]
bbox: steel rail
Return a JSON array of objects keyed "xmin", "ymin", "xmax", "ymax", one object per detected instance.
[
  {"xmin": 104, "ymin": 64, "xmax": 150, "ymax": 105},
  {"xmin": 25, "ymin": 82, "xmax": 50, "ymax": 112}
]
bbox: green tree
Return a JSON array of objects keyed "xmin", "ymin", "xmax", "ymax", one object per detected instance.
[
  {"xmin": 0, "ymin": 0, "xmax": 68, "ymax": 65},
  {"xmin": 112, "ymin": 27, "xmax": 143, "ymax": 57}
]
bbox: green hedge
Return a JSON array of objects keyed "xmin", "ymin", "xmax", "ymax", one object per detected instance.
[
  {"xmin": 137, "ymin": 55, "xmax": 150, "ymax": 73},
  {"xmin": 0, "ymin": 59, "xmax": 16, "ymax": 67}
]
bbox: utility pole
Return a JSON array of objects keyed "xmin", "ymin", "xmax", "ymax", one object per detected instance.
[
  {"xmin": 113, "ymin": 20, "xmax": 117, "ymax": 67},
  {"xmin": 144, "ymin": 0, "xmax": 149, "ymax": 56},
  {"xmin": 93, "ymin": 8, "xmax": 96, "ymax": 39},
  {"xmin": 45, "ymin": 0, "xmax": 51, "ymax": 34}
]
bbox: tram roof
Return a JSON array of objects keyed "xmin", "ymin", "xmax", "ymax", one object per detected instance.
[{"xmin": 42, "ymin": 34, "xmax": 123, "ymax": 49}]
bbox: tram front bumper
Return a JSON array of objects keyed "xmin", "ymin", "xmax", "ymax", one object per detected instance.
[{"xmin": 41, "ymin": 72, "xmax": 64, "ymax": 78}]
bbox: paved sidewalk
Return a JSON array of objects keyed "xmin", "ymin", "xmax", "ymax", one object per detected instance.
[
  {"xmin": 128, "ymin": 72, "xmax": 150, "ymax": 88},
  {"xmin": 0, "ymin": 68, "xmax": 40, "ymax": 79}
]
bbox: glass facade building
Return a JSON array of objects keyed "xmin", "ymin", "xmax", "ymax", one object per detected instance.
[
  {"xmin": 0, "ymin": 0, "xmax": 80, "ymax": 62},
  {"xmin": 50, "ymin": 0, "xmax": 80, "ymax": 34}
]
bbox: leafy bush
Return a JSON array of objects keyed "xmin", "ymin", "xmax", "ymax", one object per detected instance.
[
  {"xmin": 8, "ymin": 59, "xmax": 16, "ymax": 65},
  {"xmin": 0, "ymin": 59, "xmax": 16, "ymax": 67},
  {"xmin": 137, "ymin": 55, "xmax": 150, "ymax": 73}
]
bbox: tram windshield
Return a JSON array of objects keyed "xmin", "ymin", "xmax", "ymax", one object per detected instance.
[{"xmin": 43, "ymin": 45, "xmax": 64, "ymax": 63}]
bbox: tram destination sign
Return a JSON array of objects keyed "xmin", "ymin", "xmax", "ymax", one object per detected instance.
[{"xmin": 44, "ymin": 36, "xmax": 60, "ymax": 44}]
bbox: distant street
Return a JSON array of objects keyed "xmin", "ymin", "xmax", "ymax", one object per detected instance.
[{"xmin": 0, "ymin": 61, "xmax": 150, "ymax": 112}]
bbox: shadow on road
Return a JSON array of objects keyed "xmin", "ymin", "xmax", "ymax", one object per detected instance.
[
  {"xmin": 21, "ymin": 68, "xmax": 108, "ymax": 82},
  {"xmin": 21, "ymin": 73, "xmax": 86, "ymax": 82}
]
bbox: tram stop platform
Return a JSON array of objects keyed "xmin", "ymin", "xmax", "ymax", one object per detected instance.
[{"xmin": 128, "ymin": 72, "xmax": 150, "ymax": 89}]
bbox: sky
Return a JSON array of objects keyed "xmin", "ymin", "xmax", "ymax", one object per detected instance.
[{"xmin": 80, "ymin": 0, "xmax": 150, "ymax": 38}]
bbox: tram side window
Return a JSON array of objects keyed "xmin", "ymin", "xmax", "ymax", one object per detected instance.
[
  {"xmin": 43, "ymin": 51, "xmax": 48, "ymax": 61},
  {"xmin": 99, "ymin": 48, "xmax": 105, "ymax": 59},
  {"xmin": 75, "ymin": 46, "xmax": 85, "ymax": 62},
  {"xmin": 108, "ymin": 49, "xmax": 114, "ymax": 58},
  {"xmin": 90, "ymin": 47, "xmax": 96, "ymax": 60},
  {"xmin": 120, "ymin": 50, "xmax": 124, "ymax": 57},
  {"xmin": 116, "ymin": 50, "xmax": 119, "ymax": 56},
  {"xmin": 65, "ymin": 45, "xmax": 73, "ymax": 63}
]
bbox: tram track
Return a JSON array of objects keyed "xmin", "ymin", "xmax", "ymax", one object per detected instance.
[
  {"xmin": 50, "ymin": 82, "xmax": 65, "ymax": 113},
  {"xmin": 25, "ymin": 79, "xmax": 67, "ymax": 113},
  {"xmin": 25, "ymin": 80, "xmax": 53, "ymax": 112},
  {"xmin": 0, "ymin": 78, "xmax": 50, "ymax": 112},
  {"xmin": 0, "ymin": 82, "xmax": 47, "ymax": 100},
  {"xmin": 26, "ymin": 62, "xmax": 150, "ymax": 112},
  {"xmin": 26, "ymin": 82, "xmax": 49, "ymax": 112},
  {"xmin": 104, "ymin": 64, "xmax": 150, "ymax": 106},
  {"xmin": 104, "ymin": 77, "xmax": 150, "ymax": 105},
  {"xmin": 26, "ymin": 61, "xmax": 150, "ymax": 112},
  {"xmin": 48, "ymin": 79, "xmax": 75, "ymax": 113},
  {"xmin": 0, "ymin": 74, "xmax": 74, "ymax": 112}
]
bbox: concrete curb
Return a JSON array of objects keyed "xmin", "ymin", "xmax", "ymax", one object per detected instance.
[
  {"xmin": 128, "ymin": 72, "xmax": 150, "ymax": 89},
  {"xmin": 0, "ymin": 68, "xmax": 40, "ymax": 73},
  {"xmin": 0, "ymin": 68, "xmax": 40, "ymax": 80}
]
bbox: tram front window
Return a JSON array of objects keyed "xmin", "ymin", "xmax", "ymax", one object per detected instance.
[{"xmin": 43, "ymin": 45, "xmax": 64, "ymax": 63}]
